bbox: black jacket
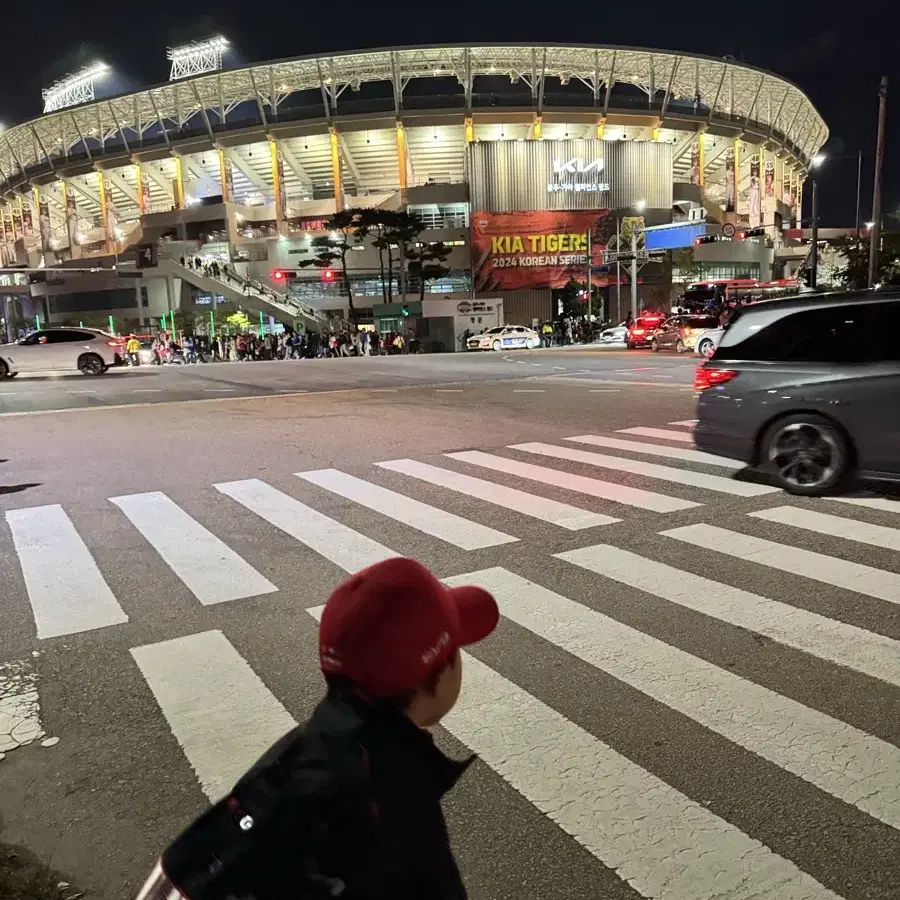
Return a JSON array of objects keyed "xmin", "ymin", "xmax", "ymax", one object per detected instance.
[{"xmin": 238, "ymin": 690, "xmax": 472, "ymax": 900}]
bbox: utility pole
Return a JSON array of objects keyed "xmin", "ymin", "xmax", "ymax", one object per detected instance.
[
  {"xmin": 630, "ymin": 227, "xmax": 638, "ymax": 319},
  {"xmin": 809, "ymin": 176, "xmax": 819, "ymax": 290},
  {"xmin": 586, "ymin": 228, "xmax": 592, "ymax": 314},
  {"xmin": 869, "ymin": 76, "xmax": 888, "ymax": 288}
]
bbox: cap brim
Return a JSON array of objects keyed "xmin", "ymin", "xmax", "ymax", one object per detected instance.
[{"xmin": 447, "ymin": 585, "xmax": 499, "ymax": 646}]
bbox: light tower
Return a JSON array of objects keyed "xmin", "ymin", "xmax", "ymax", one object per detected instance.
[
  {"xmin": 168, "ymin": 37, "xmax": 229, "ymax": 81},
  {"xmin": 42, "ymin": 62, "xmax": 110, "ymax": 113}
]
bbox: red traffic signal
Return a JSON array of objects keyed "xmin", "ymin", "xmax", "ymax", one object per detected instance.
[
  {"xmin": 272, "ymin": 269, "xmax": 298, "ymax": 281},
  {"xmin": 322, "ymin": 269, "xmax": 335, "ymax": 282},
  {"xmin": 273, "ymin": 269, "xmax": 284, "ymax": 280}
]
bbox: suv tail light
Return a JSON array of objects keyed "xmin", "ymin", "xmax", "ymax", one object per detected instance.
[
  {"xmin": 108, "ymin": 340, "xmax": 124, "ymax": 347},
  {"xmin": 631, "ymin": 328, "xmax": 645, "ymax": 336},
  {"xmin": 694, "ymin": 366, "xmax": 738, "ymax": 391}
]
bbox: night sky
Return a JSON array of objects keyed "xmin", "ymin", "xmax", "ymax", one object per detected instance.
[{"xmin": 1, "ymin": 0, "xmax": 894, "ymax": 228}]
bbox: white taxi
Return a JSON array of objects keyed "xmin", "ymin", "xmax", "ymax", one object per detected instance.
[{"xmin": 467, "ymin": 325, "xmax": 541, "ymax": 351}]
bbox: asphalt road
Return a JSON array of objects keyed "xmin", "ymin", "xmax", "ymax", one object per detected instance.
[
  {"xmin": 0, "ymin": 345, "xmax": 697, "ymax": 415},
  {"xmin": 1, "ymin": 350, "xmax": 898, "ymax": 900}
]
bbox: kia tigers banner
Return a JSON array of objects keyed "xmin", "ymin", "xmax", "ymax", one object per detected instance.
[{"xmin": 470, "ymin": 209, "xmax": 613, "ymax": 291}]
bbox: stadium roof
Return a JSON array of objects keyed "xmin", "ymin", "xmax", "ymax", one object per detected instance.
[{"xmin": 0, "ymin": 43, "xmax": 827, "ymax": 195}]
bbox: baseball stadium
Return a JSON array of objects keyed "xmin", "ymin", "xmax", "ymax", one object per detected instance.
[{"xmin": 0, "ymin": 42, "xmax": 827, "ymax": 340}]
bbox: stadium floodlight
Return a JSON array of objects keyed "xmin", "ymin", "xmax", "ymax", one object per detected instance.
[
  {"xmin": 42, "ymin": 62, "xmax": 109, "ymax": 113},
  {"xmin": 168, "ymin": 36, "xmax": 229, "ymax": 81}
]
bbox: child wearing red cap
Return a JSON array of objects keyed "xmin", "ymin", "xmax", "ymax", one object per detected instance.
[{"xmin": 234, "ymin": 557, "xmax": 500, "ymax": 900}]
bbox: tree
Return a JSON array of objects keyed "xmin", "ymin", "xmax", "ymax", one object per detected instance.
[
  {"xmin": 558, "ymin": 277, "xmax": 604, "ymax": 318},
  {"xmin": 829, "ymin": 234, "xmax": 900, "ymax": 289},
  {"xmin": 406, "ymin": 240, "xmax": 452, "ymax": 302},
  {"xmin": 354, "ymin": 209, "xmax": 427, "ymax": 303},
  {"xmin": 298, "ymin": 209, "xmax": 361, "ymax": 324},
  {"xmin": 226, "ymin": 311, "xmax": 251, "ymax": 332}
]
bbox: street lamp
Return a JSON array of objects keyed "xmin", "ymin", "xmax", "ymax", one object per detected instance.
[{"xmin": 807, "ymin": 155, "xmax": 827, "ymax": 290}]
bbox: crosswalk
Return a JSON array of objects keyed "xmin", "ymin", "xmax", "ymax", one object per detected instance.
[{"xmin": 3, "ymin": 418, "xmax": 900, "ymax": 899}]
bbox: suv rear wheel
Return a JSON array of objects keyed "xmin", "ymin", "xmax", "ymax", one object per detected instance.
[
  {"xmin": 650, "ymin": 337, "xmax": 659, "ymax": 352},
  {"xmin": 761, "ymin": 413, "xmax": 852, "ymax": 496},
  {"xmin": 0, "ymin": 358, "xmax": 10, "ymax": 378},
  {"xmin": 78, "ymin": 353, "xmax": 108, "ymax": 376}
]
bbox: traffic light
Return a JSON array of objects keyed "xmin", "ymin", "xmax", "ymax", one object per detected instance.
[
  {"xmin": 322, "ymin": 269, "xmax": 336, "ymax": 282},
  {"xmin": 693, "ymin": 235, "xmax": 721, "ymax": 246},
  {"xmin": 272, "ymin": 269, "xmax": 298, "ymax": 281},
  {"xmin": 401, "ymin": 305, "xmax": 410, "ymax": 318},
  {"xmin": 738, "ymin": 227, "xmax": 767, "ymax": 240}
]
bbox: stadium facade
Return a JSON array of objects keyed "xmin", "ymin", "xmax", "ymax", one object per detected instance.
[{"xmin": 0, "ymin": 44, "xmax": 827, "ymax": 342}]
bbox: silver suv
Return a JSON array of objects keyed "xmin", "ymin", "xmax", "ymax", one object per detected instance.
[{"xmin": 694, "ymin": 290, "xmax": 900, "ymax": 496}]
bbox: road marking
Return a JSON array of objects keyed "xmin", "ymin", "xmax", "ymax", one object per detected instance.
[
  {"xmin": 131, "ymin": 631, "xmax": 296, "ymax": 803},
  {"xmin": 369, "ymin": 389, "xmax": 398, "ymax": 392},
  {"xmin": 669, "ymin": 419, "xmax": 698, "ymax": 427},
  {"xmin": 510, "ymin": 442, "xmax": 776, "ymax": 497},
  {"xmin": 588, "ymin": 389, "xmax": 621, "ymax": 393},
  {"xmin": 749, "ymin": 505, "xmax": 900, "ymax": 552},
  {"xmin": 215, "ymin": 478, "xmax": 396, "ymax": 572},
  {"xmin": 830, "ymin": 495, "xmax": 900, "ymax": 514},
  {"xmin": 68, "ymin": 390, "xmax": 98, "ymax": 394},
  {"xmin": 663, "ymin": 523, "xmax": 900, "ymax": 605},
  {"xmin": 203, "ymin": 387, "xmax": 235, "ymax": 392},
  {"xmin": 446, "ymin": 451, "xmax": 700, "ymax": 513},
  {"xmin": 4, "ymin": 505, "xmax": 128, "ymax": 639},
  {"xmin": 276, "ymin": 388, "xmax": 307, "ymax": 393},
  {"xmin": 559, "ymin": 544, "xmax": 900, "ymax": 688},
  {"xmin": 618, "ymin": 426, "xmax": 696, "ymax": 443},
  {"xmin": 131, "ymin": 389, "xmax": 163, "ymax": 393},
  {"xmin": 308, "ymin": 604, "xmax": 843, "ymax": 900},
  {"xmin": 109, "ymin": 492, "xmax": 278, "ymax": 605},
  {"xmin": 552, "ymin": 366, "xmax": 566, "ymax": 370},
  {"xmin": 435, "ymin": 389, "xmax": 464, "ymax": 392},
  {"xmin": 377, "ymin": 458, "xmax": 619, "ymax": 530},
  {"xmin": 512, "ymin": 389, "xmax": 545, "ymax": 393},
  {"xmin": 0, "ymin": 659, "xmax": 45, "ymax": 753},
  {"xmin": 296, "ymin": 469, "xmax": 516, "ymax": 550},
  {"xmin": 460, "ymin": 566, "xmax": 900, "ymax": 832},
  {"xmin": 529, "ymin": 363, "xmax": 543, "ymax": 367},
  {"xmin": 566, "ymin": 434, "xmax": 742, "ymax": 468}
]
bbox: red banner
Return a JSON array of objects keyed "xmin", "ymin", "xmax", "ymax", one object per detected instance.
[{"xmin": 471, "ymin": 210, "xmax": 612, "ymax": 291}]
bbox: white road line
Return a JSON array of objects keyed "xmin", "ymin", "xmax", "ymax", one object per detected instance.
[
  {"xmin": 552, "ymin": 365, "xmax": 566, "ymax": 370},
  {"xmin": 203, "ymin": 387, "xmax": 235, "ymax": 392},
  {"xmin": 435, "ymin": 389, "xmax": 464, "ymax": 392},
  {"xmin": 663, "ymin": 523, "xmax": 900, "ymax": 606},
  {"xmin": 377, "ymin": 458, "xmax": 619, "ymax": 530},
  {"xmin": 830, "ymin": 495, "xmax": 900, "ymax": 514},
  {"xmin": 669, "ymin": 419, "xmax": 698, "ymax": 427},
  {"xmin": 510, "ymin": 442, "xmax": 776, "ymax": 497},
  {"xmin": 558, "ymin": 544, "xmax": 900, "ymax": 688},
  {"xmin": 588, "ymin": 389, "xmax": 621, "ymax": 393},
  {"xmin": 455, "ymin": 567, "xmax": 900, "ymax": 832},
  {"xmin": 68, "ymin": 390, "xmax": 98, "ymax": 394},
  {"xmin": 512, "ymin": 389, "xmax": 545, "ymax": 393},
  {"xmin": 109, "ymin": 492, "xmax": 278, "ymax": 605},
  {"xmin": 215, "ymin": 478, "xmax": 396, "ymax": 572},
  {"xmin": 131, "ymin": 631, "xmax": 296, "ymax": 803},
  {"xmin": 308, "ymin": 602, "xmax": 842, "ymax": 900},
  {"xmin": 618, "ymin": 426, "xmax": 696, "ymax": 443},
  {"xmin": 566, "ymin": 434, "xmax": 743, "ymax": 469},
  {"xmin": 131, "ymin": 389, "xmax": 163, "ymax": 393},
  {"xmin": 296, "ymin": 469, "xmax": 516, "ymax": 550},
  {"xmin": 446, "ymin": 451, "xmax": 700, "ymax": 513},
  {"xmin": 749, "ymin": 505, "xmax": 900, "ymax": 553},
  {"xmin": 4, "ymin": 505, "xmax": 128, "ymax": 639}
]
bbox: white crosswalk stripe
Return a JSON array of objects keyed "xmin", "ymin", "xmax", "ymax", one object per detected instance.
[
  {"xmin": 831, "ymin": 495, "xmax": 900, "ymax": 514},
  {"xmin": 668, "ymin": 419, "xmax": 698, "ymax": 427},
  {"xmin": 617, "ymin": 426, "xmax": 697, "ymax": 443},
  {"xmin": 565, "ymin": 433, "xmax": 743, "ymax": 468},
  {"xmin": 558, "ymin": 543, "xmax": 900, "ymax": 688},
  {"xmin": 306, "ymin": 603, "xmax": 842, "ymax": 900},
  {"xmin": 510, "ymin": 441, "xmax": 777, "ymax": 497},
  {"xmin": 450, "ymin": 567, "xmax": 900, "ymax": 830},
  {"xmin": 749, "ymin": 505, "xmax": 900, "ymax": 552},
  {"xmin": 375, "ymin": 458, "xmax": 620, "ymax": 529},
  {"xmin": 663, "ymin": 523, "xmax": 900, "ymax": 605},
  {"xmin": 446, "ymin": 450, "xmax": 701, "ymax": 512},
  {"xmin": 296, "ymin": 468, "xmax": 518, "ymax": 550},
  {"xmin": 110, "ymin": 491, "xmax": 278, "ymax": 604},
  {"xmin": 131, "ymin": 630, "xmax": 297, "ymax": 803},
  {"xmin": 4, "ymin": 504, "xmax": 128, "ymax": 639},
  {"xmin": 215, "ymin": 478, "xmax": 397, "ymax": 572}
]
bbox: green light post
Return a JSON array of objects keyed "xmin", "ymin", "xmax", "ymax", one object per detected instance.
[
  {"xmin": 209, "ymin": 309, "xmax": 215, "ymax": 339},
  {"xmin": 108, "ymin": 315, "xmax": 115, "ymax": 335},
  {"xmin": 258, "ymin": 310, "xmax": 265, "ymax": 338},
  {"xmin": 35, "ymin": 314, "xmax": 41, "ymax": 329}
]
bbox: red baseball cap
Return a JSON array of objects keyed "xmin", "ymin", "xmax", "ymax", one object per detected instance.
[{"xmin": 319, "ymin": 557, "xmax": 499, "ymax": 697}]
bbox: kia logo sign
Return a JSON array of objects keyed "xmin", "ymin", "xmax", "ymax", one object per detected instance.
[
  {"xmin": 457, "ymin": 301, "xmax": 472, "ymax": 314},
  {"xmin": 552, "ymin": 157, "xmax": 605, "ymax": 175}
]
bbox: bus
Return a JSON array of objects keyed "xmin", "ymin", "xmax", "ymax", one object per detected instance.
[{"xmin": 682, "ymin": 278, "xmax": 800, "ymax": 311}]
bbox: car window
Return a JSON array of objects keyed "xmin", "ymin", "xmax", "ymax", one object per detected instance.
[
  {"xmin": 49, "ymin": 331, "xmax": 95, "ymax": 343},
  {"xmin": 716, "ymin": 301, "xmax": 900, "ymax": 364},
  {"xmin": 687, "ymin": 316, "xmax": 719, "ymax": 328},
  {"xmin": 486, "ymin": 327, "xmax": 504, "ymax": 334},
  {"xmin": 19, "ymin": 332, "xmax": 44, "ymax": 345}
]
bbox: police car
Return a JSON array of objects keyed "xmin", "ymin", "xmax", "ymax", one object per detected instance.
[{"xmin": 467, "ymin": 325, "xmax": 541, "ymax": 351}]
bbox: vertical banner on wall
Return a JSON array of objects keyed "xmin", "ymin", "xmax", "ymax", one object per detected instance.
[
  {"xmin": 764, "ymin": 158, "xmax": 776, "ymax": 228},
  {"xmin": 217, "ymin": 148, "xmax": 232, "ymax": 202},
  {"xmin": 63, "ymin": 183, "xmax": 80, "ymax": 256},
  {"xmin": 97, "ymin": 171, "xmax": 112, "ymax": 247},
  {"xmin": 3, "ymin": 208, "xmax": 15, "ymax": 262},
  {"xmin": 22, "ymin": 197, "xmax": 34, "ymax": 236},
  {"xmin": 749, "ymin": 155, "xmax": 761, "ymax": 227},
  {"xmin": 689, "ymin": 142, "xmax": 701, "ymax": 185},
  {"xmin": 37, "ymin": 189, "xmax": 52, "ymax": 253},
  {"xmin": 278, "ymin": 152, "xmax": 287, "ymax": 220},
  {"xmin": 724, "ymin": 148, "xmax": 736, "ymax": 212},
  {"xmin": 173, "ymin": 156, "xmax": 185, "ymax": 209},
  {"xmin": 783, "ymin": 166, "xmax": 792, "ymax": 207},
  {"xmin": 12, "ymin": 205, "xmax": 23, "ymax": 241},
  {"xmin": 141, "ymin": 171, "xmax": 152, "ymax": 214},
  {"xmin": 790, "ymin": 171, "xmax": 799, "ymax": 222}
]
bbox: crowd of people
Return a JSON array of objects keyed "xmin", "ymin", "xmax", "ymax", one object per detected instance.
[{"xmin": 140, "ymin": 327, "xmax": 417, "ymax": 365}]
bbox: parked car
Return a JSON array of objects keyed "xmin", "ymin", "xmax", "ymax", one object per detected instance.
[
  {"xmin": 0, "ymin": 328, "xmax": 125, "ymax": 378},
  {"xmin": 625, "ymin": 314, "xmax": 665, "ymax": 349},
  {"xmin": 694, "ymin": 290, "xmax": 900, "ymax": 495},
  {"xmin": 650, "ymin": 315, "xmax": 720, "ymax": 353},
  {"xmin": 467, "ymin": 325, "xmax": 541, "ymax": 351},
  {"xmin": 598, "ymin": 322, "xmax": 628, "ymax": 345}
]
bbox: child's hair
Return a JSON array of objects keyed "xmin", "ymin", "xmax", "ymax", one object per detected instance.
[{"xmin": 325, "ymin": 650, "xmax": 458, "ymax": 713}]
